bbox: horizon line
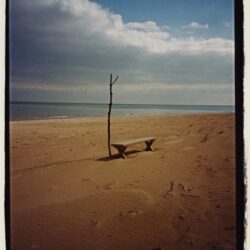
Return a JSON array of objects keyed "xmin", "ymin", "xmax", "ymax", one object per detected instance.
[{"xmin": 9, "ymin": 100, "xmax": 235, "ymax": 107}]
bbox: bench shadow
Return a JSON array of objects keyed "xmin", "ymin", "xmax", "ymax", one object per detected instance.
[{"xmin": 97, "ymin": 150, "xmax": 141, "ymax": 161}]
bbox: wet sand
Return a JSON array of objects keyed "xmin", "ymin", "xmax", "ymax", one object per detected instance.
[{"xmin": 10, "ymin": 113, "xmax": 236, "ymax": 249}]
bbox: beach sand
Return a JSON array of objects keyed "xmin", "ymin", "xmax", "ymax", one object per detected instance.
[{"xmin": 10, "ymin": 113, "xmax": 235, "ymax": 250}]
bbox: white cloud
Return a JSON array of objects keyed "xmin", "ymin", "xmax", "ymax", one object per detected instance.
[
  {"xmin": 182, "ymin": 21, "xmax": 209, "ymax": 29},
  {"xmin": 10, "ymin": 0, "xmax": 234, "ymax": 105},
  {"xmin": 40, "ymin": 0, "xmax": 232, "ymax": 55},
  {"xmin": 161, "ymin": 25, "xmax": 171, "ymax": 31},
  {"xmin": 126, "ymin": 21, "xmax": 161, "ymax": 32}
]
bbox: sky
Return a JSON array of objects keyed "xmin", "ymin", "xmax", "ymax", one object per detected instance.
[{"xmin": 9, "ymin": 0, "xmax": 234, "ymax": 105}]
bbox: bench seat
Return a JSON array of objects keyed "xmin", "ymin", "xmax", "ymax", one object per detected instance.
[{"xmin": 111, "ymin": 137, "xmax": 156, "ymax": 159}]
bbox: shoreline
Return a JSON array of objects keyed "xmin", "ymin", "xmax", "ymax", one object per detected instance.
[{"xmin": 10, "ymin": 111, "xmax": 235, "ymax": 123}]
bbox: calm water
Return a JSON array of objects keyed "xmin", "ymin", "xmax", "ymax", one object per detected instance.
[{"xmin": 9, "ymin": 102, "xmax": 235, "ymax": 121}]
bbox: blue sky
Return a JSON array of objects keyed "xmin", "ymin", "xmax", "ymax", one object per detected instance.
[
  {"xmin": 94, "ymin": 0, "xmax": 233, "ymax": 38},
  {"xmin": 9, "ymin": 0, "xmax": 234, "ymax": 105}
]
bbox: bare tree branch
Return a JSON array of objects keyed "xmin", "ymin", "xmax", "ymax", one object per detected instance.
[
  {"xmin": 107, "ymin": 73, "xmax": 119, "ymax": 158},
  {"xmin": 111, "ymin": 75, "xmax": 119, "ymax": 85}
]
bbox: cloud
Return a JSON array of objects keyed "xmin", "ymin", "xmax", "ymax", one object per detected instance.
[
  {"xmin": 16, "ymin": 0, "xmax": 231, "ymax": 55},
  {"xmin": 10, "ymin": 82, "xmax": 234, "ymax": 105},
  {"xmin": 126, "ymin": 21, "xmax": 161, "ymax": 32},
  {"xmin": 182, "ymin": 21, "xmax": 209, "ymax": 29},
  {"xmin": 9, "ymin": 0, "xmax": 234, "ymax": 104},
  {"xmin": 160, "ymin": 25, "xmax": 171, "ymax": 31}
]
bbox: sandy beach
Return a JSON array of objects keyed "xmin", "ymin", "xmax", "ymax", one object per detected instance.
[{"xmin": 10, "ymin": 113, "xmax": 235, "ymax": 249}]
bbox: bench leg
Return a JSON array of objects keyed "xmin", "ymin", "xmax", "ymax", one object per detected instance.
[
  {"xmin": 116, "ymin": 146, "xmax": 127, "ymax": 159},
  {"xmin": 145, "ymin": 140, "xmax": 154, "ymax": 151}
]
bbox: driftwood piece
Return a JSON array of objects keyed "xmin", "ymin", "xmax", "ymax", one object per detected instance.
[
  {"xmin": 163, "ymin": 180, "xmax": 174, "ymax": 197},
  {"xmin": 107, "ymin": 74, "xmax": 119, "ymax": 158}
]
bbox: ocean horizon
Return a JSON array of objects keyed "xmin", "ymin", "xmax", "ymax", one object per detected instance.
[{"xmin": 9, "ymin": 101, "xmax": 235, "ymax": 121}]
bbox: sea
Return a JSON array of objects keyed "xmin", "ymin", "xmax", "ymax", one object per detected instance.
[{"xmin": 9, "ymin": 101, "xmax": 235, "ymax": 121}]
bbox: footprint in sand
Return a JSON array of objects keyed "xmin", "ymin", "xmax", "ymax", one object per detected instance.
[
  {"xmin": 127, "ymin": 208, "xmax": 144, "ymax": 217},
  {"xmin": 103, "ymin": 182, "xmax": 116, "ymax": 190},
  {"xmin": 182, "ymin": 146, "xmax": 195, "ymax": 151},
  {"xmin": 196, "ymin": 155, "xmax": 208, "ymax": 161},
  {"xmin": 124, "ymin": 183, "xmax": 139, "ymax": 188},
  {"xmin": 205, "ymin": 167, "xmax": 216, "ymax": 177},
  {"xmin": 195, "ymin": 164, "xmax": 203, "ymax": 170},
  {"xmin": 90, "ymin": 219, "xmax": 100, "ymax": 227},
  {"xmin": 48, "ymin": 185, "xmax": 58, "ymax": 192}
]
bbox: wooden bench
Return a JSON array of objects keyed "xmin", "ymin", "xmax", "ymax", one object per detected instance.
[{"xmin": 111, "ymin": 137, "xmax": 156, "ymax": 159}]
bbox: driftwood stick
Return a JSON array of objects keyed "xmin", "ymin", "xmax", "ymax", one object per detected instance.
[
  {"xmin": 177, "ymin": 223, "xmax": 192, "ymax": 244},
  {"xmin": 107, "ymin": 73, "xmax": 119, "ymax": 158},
  {"xmin": 180, "ymin": 194, "xmax": 200, "ymax": 197},
  {"xmin": 112, "ymin": 75, "xmax": 119, "ymax": 85},
  {"xmin": 107, "ymin": 74, "xmax": 112, "ymax": 157},
  {"xmin": 163, "ymin": 180, "xmax": 174, "ymax": 197},
  {"xmin": 170, "ymin": 180, "xmax": 174, "ymax": 191}
]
